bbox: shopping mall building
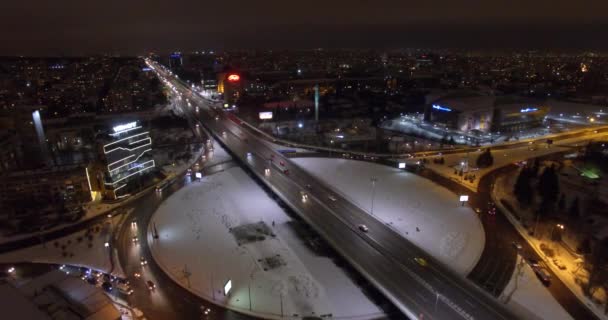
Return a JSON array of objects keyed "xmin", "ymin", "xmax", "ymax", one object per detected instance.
[{"xmin": 423, "ymin": 91, "xmax": 549, "ymax": 133}]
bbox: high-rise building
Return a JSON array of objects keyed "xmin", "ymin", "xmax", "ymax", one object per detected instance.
[
  {"xmin": 101, "ymin": 121, "xmax": 154, "ymax": 199},
  {"xmin": 169, "ymin": 53, "xmax": 183, "ymax": 72},
  {"xmin": 217, "ymin": 72, "xmax": 242, "ymax": 109}
]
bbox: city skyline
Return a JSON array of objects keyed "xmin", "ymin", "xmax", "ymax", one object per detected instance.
[{"xmin": 2, "ymin": 1, "xmax": 608, "ymax": 55}]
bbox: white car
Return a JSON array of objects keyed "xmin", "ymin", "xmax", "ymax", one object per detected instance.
[
  {"xmin": 116, "ymin": 282, "xmax": 134, "ymax": 295},
  {"xmin": 358, "ymin": 224, "xmax": 369, "ymax": 232}
]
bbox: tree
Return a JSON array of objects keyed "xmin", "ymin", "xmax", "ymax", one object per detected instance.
[
  {"xmin": 558, "ymin": 194, "xmax": 566, "ymax": 212},
  {"xmin": 569, "ymin": 197, "xmax": 580, "ymax": 220},
  {"xmin": 514, "ymin": 167, "xmax": 534, "ymax": 206},
  {"xmin": 586, "ymin": 238, "xmax": 608, "ymax": 297},
  {"xmin": 538, "ymin": 165, "xmax": 560, "ymax": 204},
  {"xmin": 476, "ymin": 148, "xmax": 494, "ymax": 168},
  {"xmin": 531, "ymin": 158, "xmax": 541, "ymax": 177}
]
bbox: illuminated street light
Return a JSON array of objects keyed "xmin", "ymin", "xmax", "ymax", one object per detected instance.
[
  {"xmin": 551, "ymin": 223, "xmax": 565, "ymax": 241},
  {"xmin": 459, "ymin": 195, "xmax": 469, "ymax": 206}
]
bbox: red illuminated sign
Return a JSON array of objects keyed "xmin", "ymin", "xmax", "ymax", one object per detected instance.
[{"xmin": 227, "ymin": 74, "xmax": 240, "ymax": 82}]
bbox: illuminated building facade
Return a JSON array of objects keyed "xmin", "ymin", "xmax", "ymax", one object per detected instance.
[
  {"xmin": 217, "ymin": 72, "xmax": 242, "ymax": 109},
  {"xmin": 169, "ymin": 53, "xmax": 183, "ymax": 72},
  {"xmin": 101, "ymin": 121, "xmax": 154, "ymax": 199},
  {"xmin": 424, "ymin": 92, "xmax": 549, "ymax": 133}
]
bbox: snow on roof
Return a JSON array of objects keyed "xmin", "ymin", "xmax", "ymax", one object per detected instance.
[{"xmin": 0, "ymin": 284, "xmax": 50, "ymax": 320}]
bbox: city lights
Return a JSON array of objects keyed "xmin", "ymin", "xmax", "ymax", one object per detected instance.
[
  {"xmin": 432, "ymin": 104, "xmax": 452, "ymax": 112},
  {"xmin": 113, "ymin": 122, "xmax": 137, "ymax": 133}
]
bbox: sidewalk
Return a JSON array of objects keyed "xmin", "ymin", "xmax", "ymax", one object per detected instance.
[{"xmin": 492, "ymin": 175, "xmax": 608, "ymax": 320}]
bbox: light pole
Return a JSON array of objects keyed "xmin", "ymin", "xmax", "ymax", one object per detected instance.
[
  {"xmin": 434, "ymin": 292, "xmax": 441, "ymax": 313},
  {"xmin": 370, "ymin": 177, "xmax": 378, "ymax": 216},
  {"xmin": 551, "ymin": 223, "xmax": 565, "ymax": 241}
]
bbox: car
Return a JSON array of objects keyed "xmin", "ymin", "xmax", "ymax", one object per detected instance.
[
  {"xmin": 156, "ymin": 181, "xmax": 169, "ymax": 192},
  {"xmin": 553, "ymin": 258, "xmax": 567, "ymax": 270},
  {"xmin": 279, "ymin": 161, "xmax": 285, "ymax": 166},
  {"xmin": 328, "ymin": 195, "xmax": 337, "ymax": 201},
  {"xmin": 305, "ymin": 184, "xmax": 312, "ymax": 189},
  {"xmin": 140, "ymin": 257, "xmax": 148, "ymax": 266},
  {"xmin": 133, "ymin": 272, "xmax": 141, "ymax": 278},
  {"xmin": 512, "ymin": 242, "xmax": 523, "ymax": 250},
  {"xmin": 101, "ymin": 281, "xmax": 113, "ymax": 293},
  {"xmin": 300, "ymin": 191, "xmax": 308, "ymax": 202},
  {"xmin": 116, "ymin": 282, "xmax": 134, "ymax": 295},
  {"xmin": 358, "ymin": 224, "xmax": 369, "ymax": 232},
  {"xmin": 132, "ymin": 236, "xmax": 139, "ymax": 244},
  {"xmin": 86, "ymin": 276, "xmax": 98, "ymax": 285},
  {"xmin": 146, "ymin": 280, "xmax": 156, "ymax": 291},
  {"xmin": 414, "ymin": 257, "xmax": 428, "ymax": 267},
  {"xmin": 534, "ymin": 268, "xmax": 551, "ymax": 286},
  {"xmin": 282, "ymin": 169, "xmax": 289, "ymax": 175},
  {"xmin": 527, "ymin": 258, "xmax": 541, "ymax": 268},
  {"xmin": 246, "ymin": 152, "xmax": 252, "ymax": 157},
  {"xmin": 474, "ymin": 208, "xmax": 482, "ymax": 214}
]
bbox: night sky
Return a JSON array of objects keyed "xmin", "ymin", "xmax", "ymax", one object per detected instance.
[{"xmin": 1, "ymin": 0, "xmax": 607, "ymax": 55}]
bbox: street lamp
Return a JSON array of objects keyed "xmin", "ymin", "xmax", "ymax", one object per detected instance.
[
  {"xmin": 551, "ymin": 223, "xmax": 565, "ymax": 241},
  {"xmin": 370, "ymin": 178, "xmax": 378, "ymax": 215}
]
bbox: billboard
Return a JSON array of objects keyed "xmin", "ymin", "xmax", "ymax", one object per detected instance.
[
  {"xmin": 259, "ymin": 111, "xmax": 273, "ymax": 120},
  {"xmin": 223, "ymin": 280, "xmax": 232, "ymax": 295},
  {"xmin": 227, "ymin": 74, "xmax": 240, "ymax": 82}
]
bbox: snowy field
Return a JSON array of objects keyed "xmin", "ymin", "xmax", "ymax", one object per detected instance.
[
  {"xmin": 0, "ymin": 215, "xmax": 125, "ymax": 277},
  {"xmin": 148, "ymin": 167, "xmax": 383, "ymax": 319},
  {"xmin": 501, "ymin": 257, "xmax": 572, "ymax": 320},
  {"xmin": 291, "ymin": 157, "xmax": 485, "ymax": 276}
]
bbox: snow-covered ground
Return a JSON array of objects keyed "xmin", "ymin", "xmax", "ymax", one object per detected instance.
[
  {"xmin": 0, "ymin": 215, "xmax": 125, "ymax": 278},
  {"xmin": 148, "ymin": 166, "xmax": 383, "ymax": 319},
  {"xmin": 291, "ymin": 157, "xmax": 485, "ymax": 276},
  {"xmin": 501, "ymin": 257, "xmax": 573, "ymax": 320}
]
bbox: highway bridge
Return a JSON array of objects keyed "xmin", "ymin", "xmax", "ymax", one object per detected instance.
[{"xmin": 147, "ymin": 59, "xmax": 520, "ymax": 320}]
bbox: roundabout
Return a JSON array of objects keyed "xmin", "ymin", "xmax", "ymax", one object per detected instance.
[{"xmin": 146, "ymin": 165, "xmax": 384, "ymax": 319}]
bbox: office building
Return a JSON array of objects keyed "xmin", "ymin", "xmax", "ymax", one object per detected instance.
[
  {"xmin": 101, "ymin": 121, "xmax": 154, "ymax": 199},
  {"xmin": 424, "ymin": 92, "xmax": 549, "ymax": 133}
]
